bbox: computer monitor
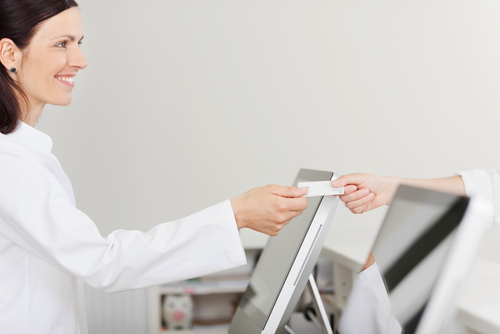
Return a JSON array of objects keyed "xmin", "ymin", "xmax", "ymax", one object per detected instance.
[
  {"xmin": 338, "ymin": 185, "xmax": 489, "ymax": 334},
  {"xmin": 229, "ymin": 169, "xmax": 340, "ymax": 334}
]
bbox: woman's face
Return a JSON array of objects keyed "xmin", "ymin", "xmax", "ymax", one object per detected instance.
[{"xmin": 16, "ymin": 7, "xmax": 87, "ymax": 110}]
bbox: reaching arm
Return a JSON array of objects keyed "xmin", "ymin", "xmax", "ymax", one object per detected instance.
[
  {"xmin": 231, "ymin": 185, "xmax": 308, "ymax": 236},
  {"xmin": 331, "ymin": 173, "xmax": 465, "ymax": 214}
]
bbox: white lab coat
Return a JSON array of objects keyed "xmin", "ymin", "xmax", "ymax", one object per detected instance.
[
  {"xmin": 0, "ymin": 122, "xmax": 247, "ymax": 334},
  {"xmin": 458, "ymin": 169, "xmax": 497, "ymax": 227},
  {"xmin": 338, "ymin": 263, "xmax": 402, "ymax": 334}
]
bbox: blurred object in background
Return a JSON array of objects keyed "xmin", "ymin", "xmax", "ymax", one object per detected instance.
[{"xmin": 162, "ymin": 294, "xmax": 194, "ymax": 330}]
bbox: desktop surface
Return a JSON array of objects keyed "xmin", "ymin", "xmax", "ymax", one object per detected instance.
[{"xmin": 457, "ymin": 230, "xmax": 500, "ymax": 334}]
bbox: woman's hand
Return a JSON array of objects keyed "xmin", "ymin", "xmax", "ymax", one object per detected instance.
[
  {"xmin": 331, "ymin": 173, "xmax": 398, "ymax": 214},
  {"xmin": 332, "ymin": 173, "xmax": 466, "ymax": 215},
  {"xmin": 230, "ymin": 185, "xmax": 308, "ymax": 236}
]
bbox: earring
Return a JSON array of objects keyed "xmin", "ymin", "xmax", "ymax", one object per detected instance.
[{"xmin": 10, "ymin": 67, "xmax": 16, "ymax": 73}]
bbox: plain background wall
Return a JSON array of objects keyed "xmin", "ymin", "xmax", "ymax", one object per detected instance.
[{"xmin": 34, "ymin": 0, "xmax": 500, "ymax": 332}]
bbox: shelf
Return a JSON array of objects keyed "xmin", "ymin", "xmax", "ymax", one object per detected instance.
[
  {"xmin": 160, "ymin": 331, "xmax": 227, "ymax": 334},
  {"xmin": 159, "ymin": 279, "xmax": 249, "ymax": 295},
  {"xmin": 149, "ymin": 233, "xmax": 265, "ymax": 334}
]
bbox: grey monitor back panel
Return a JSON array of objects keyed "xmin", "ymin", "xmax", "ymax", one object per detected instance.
[
  {"xmin": 229, "ymin": 169, "xmax": 339, "ymax": 334},
  {"xmin": 375, "ymin": 186, "xmax": 468, "ymax": 332}
]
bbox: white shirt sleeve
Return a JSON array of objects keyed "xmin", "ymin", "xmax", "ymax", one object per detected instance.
[
  {"xmin": 337, "ymin": 262, "xmax": 402, "ymax": 334},
  {"xmin": 457, "ymin": 169, "xmax": 496, "ymax": 229},
  {"xmin": 457, "ymin": 169, "xmax": 493, "ymax": 199},
  {"xmin": 0, "ymin": 146, "xmax": 247, "ymax": 293}
]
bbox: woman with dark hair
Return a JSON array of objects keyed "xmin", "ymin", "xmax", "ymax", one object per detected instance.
[{"xmin": 0, "ymin": 1, "xmax": 309, "ymax": 332}]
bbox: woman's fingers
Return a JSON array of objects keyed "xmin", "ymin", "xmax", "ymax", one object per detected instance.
[
  {"xmin": 230, "ymin": 184, "xmax": 309, "ymax": 236},
  {"xmin": 346, "ymin": 192, "xmax": 374, "ymax": 214},
  {"xmin": 283, "ymin": 196, "xmax": 309, "ymax": 211},
  {"xmin": 343, "ymin": 185, "xmax": 358, "ymax": 195},
  {"xmin": 340, "ymin": 188, "xmax": 370, "ymax": 203},
  {"xmin": 331, "ymin": 174, "xmax": 367, "ymax": 188},
  {"xmin": 332, "ymin": 173, "xmax": 396, "ymax": 214},
  {"xmin": 271, "ymin": 185, "xmax": 309, "ymax": 198},
  {"xmin": 350, "ymin": 204, "xmax": 369, "ymax": 214}
]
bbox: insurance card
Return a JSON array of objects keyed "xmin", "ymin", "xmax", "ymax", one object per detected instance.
[{"xmin": 298, "ymin": 180, "xmax": 344, "ymax": 197}]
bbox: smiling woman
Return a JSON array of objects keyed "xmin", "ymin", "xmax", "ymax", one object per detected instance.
[
  {"xmin": 0, "ymin": 0, "xmax": 82, "ymax": 134},
  {"xmin": 14, "ymin": 8, "xmax": 87, "ymax": 118},
  {"xmin": 0, "ymin": 1, "xmax": 310, "ymax": 333}
]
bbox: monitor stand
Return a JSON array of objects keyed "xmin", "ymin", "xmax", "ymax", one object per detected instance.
[{"xmin": 284, "ymin": 274, "xmax": 333, "ymax": 334}]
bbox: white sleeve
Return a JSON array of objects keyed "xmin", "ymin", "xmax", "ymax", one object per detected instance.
[
  {"xmin": 0, "ymin": 147, "xmax": 247, "ymax": 292},
  {"xmin": 457, "ymin": 169, "xmax": 493, "ymax": 199},
  {"xmin": 337, "ymin": 262, "xmax": 402, "ymax": 334},
  {"xmin": 456, "ymin": 169, "xmax": 496, "ymax": 229}
]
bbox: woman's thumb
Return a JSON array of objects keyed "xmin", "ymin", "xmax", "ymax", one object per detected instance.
[{"xmin": 331, "ymin": 174, "xmax": 364, "ymax": 188}]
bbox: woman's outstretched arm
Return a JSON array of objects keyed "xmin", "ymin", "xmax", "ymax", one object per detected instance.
[{"xmin": 331, "ymin": 174, "xmax": 465, "ymax": 214}]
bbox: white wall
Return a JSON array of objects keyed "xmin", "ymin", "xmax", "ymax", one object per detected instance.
[
  {"xmin": 35, "ymin": 0, "xmax": 500, "ymax": 332},
  {"xmin": 38, "ymin": 0, "xmax": 500, "ymax": 235}
]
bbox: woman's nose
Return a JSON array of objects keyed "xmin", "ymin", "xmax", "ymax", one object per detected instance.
[{"xmin": 68, "ymin": 46, "xmax": 88, "ymax": 70}]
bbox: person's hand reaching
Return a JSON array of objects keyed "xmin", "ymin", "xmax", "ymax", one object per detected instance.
[
  {"xmin": 231, "ymin": 185, "xmax": 308, "ymax": 236},
  {"xmin": 331, "ymin": 174, "xmax": 398, "ymax": 214}
]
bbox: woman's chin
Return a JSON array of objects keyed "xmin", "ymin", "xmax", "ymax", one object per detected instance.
[{"xmin": 51, "ymin": 97, "xmax": 73, "ymax": 106}]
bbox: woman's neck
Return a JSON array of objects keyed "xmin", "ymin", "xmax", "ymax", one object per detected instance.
[{"xmin": 22, "ymin": 101, "xmax": 45, "ymax": 127}]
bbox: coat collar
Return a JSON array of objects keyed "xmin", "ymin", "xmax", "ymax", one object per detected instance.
[{"xmin": 7, "ymin": 121, "xmax": 53, "ymax": 155}]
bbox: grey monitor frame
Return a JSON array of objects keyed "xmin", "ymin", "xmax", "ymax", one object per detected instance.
[
  {"xmin": 229, "ymin": 169, "xmax": 339, "ymax": 334},
  {"xmin": 339, "ymin": 185, "xmax": 489, "ymax": 334}
]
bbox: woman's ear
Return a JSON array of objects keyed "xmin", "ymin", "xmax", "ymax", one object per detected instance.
[{"xmin": 0, "ymin": 38, "xmax": 20, "ymax": 73}]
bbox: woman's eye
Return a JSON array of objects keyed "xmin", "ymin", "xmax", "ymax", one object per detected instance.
[{"xmin": 56, "ymin": 41, "xmax": 66, "ymax": 48}]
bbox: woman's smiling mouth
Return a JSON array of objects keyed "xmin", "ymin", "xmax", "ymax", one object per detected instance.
[{"xmin": 56, "ymin": 75, "xmax": 74, "ymax": 87}]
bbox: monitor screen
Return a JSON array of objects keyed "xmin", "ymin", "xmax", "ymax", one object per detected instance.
[
  {"xmin": 341, "ymin": 186, "xmax": 469, "ymax": 333},
  {"xmin": 238, "ymin": 170, "xmax": 332, "ymax": 329}
]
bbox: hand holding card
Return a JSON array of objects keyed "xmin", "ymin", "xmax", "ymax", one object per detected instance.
[{"xmin": 298, "ymin": 181, "xmax": 345, "ymax": 197}]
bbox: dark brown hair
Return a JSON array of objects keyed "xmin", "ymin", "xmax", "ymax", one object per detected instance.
[{"xmin": 0, "ymin": 0, "xmax": 78, "ymax": 134}]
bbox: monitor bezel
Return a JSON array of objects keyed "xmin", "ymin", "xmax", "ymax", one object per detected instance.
[
  {"xmin": 228, "ymin": 168, "xmax": 339, "ymax": 334},
  {"xmin": 415, "ymin": 190, "xmax": 489, "ymax": 334}
]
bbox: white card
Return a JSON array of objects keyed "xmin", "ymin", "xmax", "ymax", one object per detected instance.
[{"xmin": 298, "ymin": 181, "xmax": 344, "ymax": 197}]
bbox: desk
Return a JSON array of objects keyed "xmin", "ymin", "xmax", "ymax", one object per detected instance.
[{"xmin": 457, "ymin": 231, "xmax": 500, "ymax": 334}]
